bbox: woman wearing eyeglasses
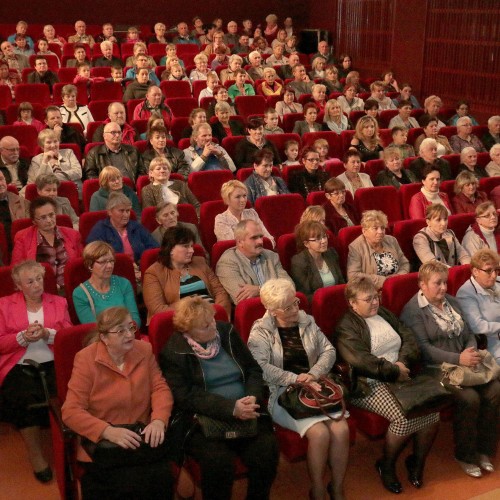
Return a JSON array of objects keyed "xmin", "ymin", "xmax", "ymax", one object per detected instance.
[
  {"xmin": 62, "ymin": 306, "xmax": 175, "ymax": 499},
  {"xmin": 462, "ymin": 202, "xmax": 500, "ymax": 255},
  {"xmin": 288, "ymin": 146, "xmax": 329, "ymax": 199},
  {"xmin": 248, "ymin": 279, "xmax": 350, "ymax": 500},
  {"xmin": 291, "ymin": 221, "xmax": 345, "ymax": 301},
  {"xmin": 72, "ymin": 241, "xmax": 141, "ymax": 325}
]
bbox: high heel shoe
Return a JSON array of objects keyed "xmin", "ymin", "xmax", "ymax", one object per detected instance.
[
  {"xmin": 376, "ymin": 459, "xmax": 402, "ymax": 494},
  {"xmin": 405, "ymin": 455, "xmax": 423, "ymax": 488}
]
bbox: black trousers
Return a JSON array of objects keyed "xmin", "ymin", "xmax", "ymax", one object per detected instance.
[
  {"xmin": 186, "ymin": 418, "xmax": 279, "ymax": 500},
  {"xmin": 447, "ymin": 378, "xmax": 500, "ymax": 464}
]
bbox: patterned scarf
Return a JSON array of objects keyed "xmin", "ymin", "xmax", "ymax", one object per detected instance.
[{"xmin": 183, "ymin": 331, "xmax": 221, "ymax": 359}]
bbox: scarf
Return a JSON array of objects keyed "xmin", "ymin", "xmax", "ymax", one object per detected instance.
[{"xmin": 183, "ymin": 331, "xmax": 221, "ymax": 359}]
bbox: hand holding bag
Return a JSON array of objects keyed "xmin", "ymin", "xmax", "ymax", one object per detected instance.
[{"xmin": 441, "ymin": 350, "xmax": 500, "ymax": 387}]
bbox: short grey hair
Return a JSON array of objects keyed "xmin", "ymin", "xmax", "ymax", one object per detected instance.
[
  {"xmin": 260, "ymin": 279, "xmax": 296, "ymax": 311},
  {"xmin": 234, "ymin": 219, "xmax": 258, "ymax": 241},
  {"xmin": 100, "ymin": 40, "xmax": 113, "ymax": 51},
  {"xmin": 106, "ymin": 191, "xmax": 132, "ymax": 210},
  {"xmin": 361, "ymin": 210, "xmax": 388, "ymax": 230},
  {"xmin": 419, "ymin": 137, "xmax": 438, "ymax": 154},
  {"xmin": 215, "ymin": 101, "xmax": 231, "ymax": 113},
  {"xmin": 456, "ymin": 116, "xmax": 472, "ymax": 127},
  {"xmin": 460, "ymin": 146, "xmax": 476, "ymax": 162},
  {"xmin": 12, "ymin": 260, "xmax": 45, "ymax": 285},
  {"xmin": 487, "ymin": 115, "xmax": 500, "ymax": 127}
]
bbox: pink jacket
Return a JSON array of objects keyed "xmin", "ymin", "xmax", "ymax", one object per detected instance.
[
  {"xmin": 408, "ymin": 191, "xmax": 452, "ymax": 219},
  {"xmin": 0, "ymin": 292, "xmax": 72, "ymax": 385},
  {"xmin": 11, "ymin": 225, "xmax": 82, "ymax": 265}
]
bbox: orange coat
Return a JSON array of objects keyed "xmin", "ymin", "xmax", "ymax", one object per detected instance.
[{"xmin": 62, "ymin": 339, "xmax": 173, "ymax": 462}]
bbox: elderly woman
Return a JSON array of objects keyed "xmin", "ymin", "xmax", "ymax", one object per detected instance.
[
  {"xmin": 58, "ymin": 84, "xmax": 94, "ymax": 136},
  {"xmin": 413, "ymin": 204, "xmax": 470, "ymax": 267},
  {"xmin": 73, "ymin": 241, "xmax": 140, "ymax": 325},
  {"xmin": 450, "ymin": 117, "xmax": 487, "ymax": 154},
  {"xmin": 291, "ymin": 222, "xmax": 345, "ymax": 300},
  {"xmin": 183, "ymin": 123, "xmax": 236, "ymax": 173},
  {"xmin": 486, "ymin": 143, "xmax": 500, "ymax": 176},
  {"xmin": 337, "ymin": 277, "xmax": 440, "ymax": 493},
  {"xmin": 311, "ymin": 84, "xmax": 328, "ymax": 113},
  {"xmin": 160, "ymin": 296, "xmax": 278, "ymax": 500},
  {"xmin": 143, "ymin": 227, "xmax": 230, "ymax": 322},
  {"xmin": 409, "ymin": 165, "xmax": 452, "ymax": 219},
  {"xmin": 244, "ymin": 149, "xmax": 289, "ymax": 204},
  {"xmin": 275, "ymin": 86, "xmax": 303, "ymax": 116},
  {"xmin": 323, "ymin": 98, "xmax": 351, "ymax": 134},
  {"xmin": 288, "ymin": 146, "xmax": 330, "ymax": 199},
  {"xmin": 11, "ymin": 197, "xmax": 82, "ymax": 289},
  {"xmin": 347, "ymin": 210, "xmax": 410, "ymax": 288},
  {"xmin": 206, "ymin": 85, "xmax": 236, "ymax": 119},
  {"xmin": 462, "ymin": 201, "xmax": 499, "ymax": 255},
  {"xmin": 419, "ymin": 95, "xmax": 446, "ymax": 129},
  {"xmin": 350, "ymin": 116, "xmax": 384, "ymax": 162},
  {"xmin": 227, "ymin": 69, "xmax": 256, "ymax": 99},
  {"xmin": 211, "ymin": 101, "xmax": 245, "ymax": 143},
  {"xmin": 151, "ymin": 201, "xmax": 204, "ymax": 249},
  {"xmin": 247, "ymin": 50, "xmax": 266, "ymax": 81},
  {"xmin": 338, "ymin": 84, "xmax": 365, "ymax": 115},
  {"xmin": 458, "ymin": 147, "xmax": 488, "ymax": 179},
  {"xmin": 62, "ymin": 307, "xmax": 174, "ymax": 499},
  {"xmin": 401, "ymin": 262, "xmax": 500, "ymax": 478},
  {"xmin": 409, "ymin": 138, "xmax": 452, "ymax": 181},
  {"xmin": 234, "ymin": 118, "xmax": 281, "ymax": 168},
  {"xmin": 141, "ymin": 157, "xmax": 200, "ymax": 214},
  {"xmin": 293, "ymin": 103, "xmax": 322, "ymax": 136},
  {"xmin": 375, "ymin": 147, "xmax": 417, "ymax": 188},
  {"xmin": 337, "ymin": 150, "xmax": 374, "ymax": 197},
  {"xmin": 0, "ymin": 260, "xmax": 72, "ymax": 482},
  {"xmin": 28, "ymin": 129, "xmax": 83, "ymax": 194},
  {"xmin": 86, "ymin": 192, "xmax": 158, "ymax": 265},
  {"xmin": 220, "ymin": 54, "xmax": 252, "ymax": 85},
  {"xmin": 389, "ymin": 100, "xmax": 420, "ymax": 130},
  {"xmin": 322, "ymin": 177, "xmax": 360, "ymax": 234},
  {"xmin": 89, "ymin": 166, "xmax": 141, "ymax": 216},
  {"xmin": 122, "ymin": 67, "xmax": 151, "ymax": 103},
  {"xmin": 452, "ymin": 170, "xmax": 488, "ymax": 213},
  {"xmin": 414, "ymin": 116, "xmax": 453, "ymax": 157},
  {"xmin": 181, "ymin": 108, "xmax": 207, "ymax": 139},
  {"xmin": 189, "ymin": 53, "xmax": 210, "ymax": 81},
  {"xmin": 248, "ymin": 279, "xmax": 349, "ymax": 500},
  {"xmin": 214, "ymin": 180, "xmax": 275, "ymax": 245},
  {"xmin": 257, "ymin": 67, "xmax": 283, "ymax": 96}
]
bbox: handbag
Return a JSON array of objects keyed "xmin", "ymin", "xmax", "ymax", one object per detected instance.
[
  {"xmin": 81, "ymin": 422, "xmax": 169, "ymax": 468},
  {"xmin": 387, "ymin": 369, "xmax": 452, "ymax": 419},
  {"xmin": 441, "ymin": 350, "xmax": 500, "ymax": 387},
  {"xmin": 195, "ymin": 414, "xmax": 258, "ymax": 440},
  {"xmin": 278, "ymin": 375, "xmax": 346, "ymax": 420}
]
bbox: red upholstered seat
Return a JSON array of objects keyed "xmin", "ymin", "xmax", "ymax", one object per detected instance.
[
  {"xmin": 199, "ymin": 200, "xmax": 227, "ymax": 251},
  {"xmin": 187, "ymin": 170, "xmax": 234, "ymax": 203},
  {"xmin": 381, "ymin": 272, "xmax": 419, "ymax": 316},
  {"xmin": 165, "ymin": 97, "xmax": 198, "ymax": 118},
  {"xmin": 0, "ymin": 85, "xmax": 13, "ymax": 110},
  {"xmin": 11, "ymin": 215, "xmax": 72, "ymax": 241},
  {"xmin": 302, "ymin": 131, "xmax": 344, "ymax": 160},
  {"xmin": 323, "ymin": 159, "xmax": 345, "ymax": 178},
  {"xmin": 25, "ymin": 180, "xmax": 80, "ymax": 215},
  {"xmin": 170, "ymin": 116, "xmax": 190, "ymax": 144},
  {"xmin": 281, "ymin": 164, "xmax": 303, "ymax": 186},
  {"xmin": 337, "ymin": 225, "xmax": 363, "ymax": 275},
  {"xmin": 221, "ymin": 135, "xmax": 245, "ymax": 160},
  {"xmin": 160, "ymin": 80, "xmax": 192, "ymax": 99},
  {"xmin": 53, "ymin": 81, "xmax": 88, "ymax": 105},
  {"xmin": 340, "ymin": 130, "xmax": 356, "ymax": 154},
  {"xmin": 0, "ymin": 262, "xmax": 57, "ymax": 297},
  {"xmin": 254, "ymin": 194, "xmax": 305, "ymax": 240},
  {"xmin": 86, "ymin": 121, "xmax": 104, "ymax": 143},
  {"xmin": 448, "ymin": 212, "xmax": 475, "ymax": 242},
  {"xmin": 447, "ymin": 264, "xmax": 471, "ymax": 296},
  {"xmin": 56, "ymin": 66, "xmax": 78, "ymax": 84},
  {"xmin": 265, "ymin": 133, "xmax": 301, "ymax": 161},
  {"xmin": 440, "ymin": 154, "xmax": 461, "ymax": 178},
  {"xmin": 392, "ymin": 218, "xmax": 426, "ymax": 268},
  {"xmin": 407, "ymin": 128, "xmax": 424, "ymax": 147},
  {"xmin": 479, "ymin": 176, "xmax": 500, "ymax": 196},
  {"xmin": 234, "ymin": 95, "xmax": 267, "ymax": 118},
  {"xmin": 0, "ymin": 223, "xmax": 9, "ymax": 265},
  {"xmin": 282, "ymin": 113, "xmax": 303, "ymax": 133},
  {"xmin": 88, "ymin": 100, "xmax": 115, "ymax": 121},
  {"xmin": 0, "ymin": 124, "xmax": 38, "ymax": 156},
  {"xmin": 379, "ymin": 110, "xmax": 399, "ymax": 129},
  {"xmin": 399, "ymin": 182, "xmax": 422, "ymax": 219},
  {"xmin": 90, "ymin": 81, "xmax": 123, "ymax": 101},
  {"xmin": 348, "ymin": 111, "xmax": 365, "ymax": 127},
  {"xmin": 364, "ymin": 159, "xmax": 385, "ymax": 184},
  {"xmin": 14, "ymin": 83, "xmax": 51, "ymax": 106},
  {"xmin": 354, "ymin": 186, "xmax": 402, "ymax": 224}
]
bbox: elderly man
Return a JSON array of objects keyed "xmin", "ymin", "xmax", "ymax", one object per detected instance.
[
  {"xmin": 311, "ymin": 40, "xmax": 335, "ymax": 65},
  {"xmin": 149, "ymin": 23, "xmax": 167, "ymax": 44},
  {"xmin": 482, "ymin": 116, "xmax": 500, "ymax": 151},
  {"xmin": 65, "ymin": 44, "xmax": 89, "ymax": 68},
  {"xmin": 85, "ymin": 122, "xmax": 144, "ymax": 181},
  {"xmin": 224, "ymin": 21, "xmax": 239, "ymax": 46},
  {"xmin": 266, "ymin": 42, "xmax": 289, "ymax": 66},
  {"xmin": 7, "ymin": 20, "xmax": 35, "ymax": 50},
  {"xmin": 450, "ymin": 117, "xmax": 487, "ymax": 154},
  {"xmin": 95, "ymin": 23, "xmax": 119, "ymax": 44},
  {"xmin": 92, "ymin": 102, "xmax": 137, "ymax": 144},
  {"xmin": 216, "ymin": 220, "xmax": 292, "ymax": 304},
  {"xmin": 125, "ymin": 53, "xmax": 159, "ymax": 85},
  {"xmin": 279, "ymin": 52, "xmax": 300, "ymax": 80},
  {"xmin": 288, "ymin": 64, "xmax": 314, "ymax": 99},
  {"xmin": 369, "ymin": 81, "xmax": 396, "ymax": 111},
  {"xmin": 0, "ymin": 136, "xmax": 29, "ymax": 190},
  {"xmin": 27, "ymin": 56, "xmax": 59, "ymax": 92},
  {"xmin": 132, "ymin": 85, "xmax": 172, "ymax": 125},
  {"xmin": 0, "ymin": 41, "xmax": 29, "ymax": 74},
  {"xmin": 409, "ymin": 138, "xmax": 452, "ymax": 181},
  {"xmin": 93, "ymin": 41, "xmax": 121, "ymax": 67},
  {"xmin": 44, "ymin": 106, "xmax": 86, "ymax": 152},
  {"xmin": 68, "ymin": 20, "xmax": 95, "ymax": 48},
  {"xmin": 173, "ymin": 22, "xmax": 199, "ymax": 45}
]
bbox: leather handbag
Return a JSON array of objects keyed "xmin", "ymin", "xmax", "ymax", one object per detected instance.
[
  {"xmin": 195, "ymin": 414, "xmax": 258, "ymax": 440},
  {"xmin": 278, "ymin": 376, "xmax": 346, "ymax": 420},
  {"xmin": 387, "ymin": 369, "xmax": 452, "ymax": 419},
  {"xmin": 81, "ymin": 422, "xmax": 169, "ymax": 468},
  {"xmin": 441, "ymin": 350, "xmax": 500, "ymax": 387}
]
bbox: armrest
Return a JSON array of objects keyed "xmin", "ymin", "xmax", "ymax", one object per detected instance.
[{"xmin": 49, "ymin": 396, "xmax": 76, "ymax": 439}]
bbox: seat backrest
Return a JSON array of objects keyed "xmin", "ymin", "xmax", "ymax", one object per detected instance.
[
  {"xmin": 82, "ymin": 179, "xmax": 101, "ymax": 212},
  {"xmin": 221, "ymin": 135, "xmax": 245, "ymax": 160},
  {"xmin": 381, "ymin": 272, "xmax": 419, "ymax": 316},
  {"xmin": 407, "ymin": 127, "xmax": 424, "ymax": 146},
  {"xmin": 379, "ymin": 109, "xmax": 399, "ymax": 129},
  {"xmin": 234, "ymin": 95, "xmax": 267, "ymax": 118},
  {"xmin": 254, "ymin": 193, "xmax": 306, "ymax": 240},
  {"xmin": 282, "ymin": 113, "xmax": 304, "ymax": 133},
  {"xmin": 265, "ymin": 133, "xmax": 301, "ymax": 161},
  {"xmin": 364, "ymin": 159, "xmax": 386, "ymax": 184},
  {"xmin": 440, "ymin": 154, "xmax": 461, "ymax": 178},
  {"xmin": 165, "ymin": 97, "xmax": 198, "ymax": 118},
  {"xmin": 337, "ymin": 225, "xmax": 363, "ymax": 275},
  {"xmin": 276, "ymin": 233, "xmax": 297, "ymax": 274},
  {"xmin": 14, "ymin": 83, "xmax": 51, "ymax": 106},
  {"xmin": 90, "ymin": 81, "xmax": 123, "ymax": 101},
  {"xmin": 281, "ymin": 164, "xmax": 304, "ymax": 185},
  {"xmin": 199, "ymin": 199, "xmax": 227, "ymax": 250},
  {"xmin": 301, "ymin": 131, "xmax": 343, "ymax": 160},
  {"xmin": 340, "ymin": 129, "xmax": 356, "ymax": 154},
  {"xmin": 447, "ymin": 264, "xmax": 471, "ymax": 296},
  {"xmin": 479, "ymin": 176, "xmax": 500, "ymax": 196},
  {"xmin": 311, "ymin": 284, "xmax": 348, "ymax": 340},
  {"xmin": 399, "ymin": 182, "xmax": 422, "ymax": 219},
  {"xmin": 0, "ymin": 222, "xmax": 8, "ymax": 265},
  {"xmin": 57, "ymin": 181, "xmax": 81, "ymax": 215},
  {"xmin": 0, "ymin": 124, "xmax": 39, "ymax": 157},
  {"xmin": 448, "ymin": 212, "xmax": 475, "ymax": 242},
  {"xmin": 187, "ymin": 170, "xmax": 234, "ymax": 203},
  {"xmin": 79, "ymin": 210, "xmax": 107, "ymax": 243},
  {"xmin": 170, "ymin": 116, "xmax": 190, "ymax": 144},
  {"xmin": 160, "ymin": 80, "xmax": 192, "ymax": 99},
  {"xmin": 392, "ymin": 218, "xmax": 427, "ymax": 269},
  {"xmin": 0, "ymin": 262, "xmax": 57, "ymax": 298},
  {"xmin": 354, "ymin": 186, "xmax": 402, "ymax": 224},
  {"xmin": 88, "ymin": 99, "xmax": 115, "ymax": 121},
  {"xmin": 0, "ymin": 84, "xmax": 13, "ymax": 109}
]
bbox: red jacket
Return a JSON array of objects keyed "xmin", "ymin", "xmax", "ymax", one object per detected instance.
[{"xmin": 408, "ymin": 191, "xmax": 452, "ymax": 219}]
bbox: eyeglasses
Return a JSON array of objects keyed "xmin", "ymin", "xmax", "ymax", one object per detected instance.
[
  {"xmin": 34, "ymin": 212, "xmax": 56, "ymax": 222},
  {"xmin": 477, "ymin": 212, "xmax": 498, "ymax": 219},
  {"xmin": 478, "ymin": 268, "xmax": 500, "ymax": 275},
  {"xmin": 2, "ymin": 147, "xmax": 20, "ymax": 152},
  {"xmin": 277, "ymin": 298, "xmax": 300, "ymax": 313},
  {"xmin": 107, "ymin": 322, "xmax": 138, "ymax": 336},
  {"xmin": 356, "ymin": 294, "xmax": 380, "ymax": 304},
  {"xmin": 305, "ymin": 157, "xmax": 320, "ymax": 163},
  {"xmin": 307, "ymin": 235, "xmax": 328, "ymax": 243},
  {"xmin": 328, "ymin": 190, "xmax": 346, "ymax": 196},
  {"xmin": 95, "ymin": 258, "xmax": 115, "ymax": 266},
  {"xmin": 104, "ymin": 130, "xmax": 122, "ymax": 136}
]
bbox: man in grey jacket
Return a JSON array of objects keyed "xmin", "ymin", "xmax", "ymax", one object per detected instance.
[{"xmin": 216, "ymin": 220, "xmax": 292, "ymax": 304}]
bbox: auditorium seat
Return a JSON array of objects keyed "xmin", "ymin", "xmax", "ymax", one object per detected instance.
[
  {"xmin": 255, "ymin": 194, "xmax": 305, "ymax": 240},
  {"xmin": 354, "ymin": 186, "xmax": 402, "ymax": 224}
]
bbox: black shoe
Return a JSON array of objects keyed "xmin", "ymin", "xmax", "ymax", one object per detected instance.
[
  {"xmin": 405, "ymin": 455, "xmax": 423, "ymax": 488},
  {"xmin": 34, "ymin": 466, "xmax": 53, "ymax": 483},
  {"xmin": 376, "ymin": 459, "xmax": 402, "ymax": 494}
]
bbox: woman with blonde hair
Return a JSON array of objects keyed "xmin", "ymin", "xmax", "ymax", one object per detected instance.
[
  {"xmin": 220, "ymin": 54, "xmax": 252, "ymax": 84},
  {"xmin": 452, "ymin": 170, "xmax": 488, "ymax": 214},
  {"xmin": 350, "ymin": 115, "xmax": 383, "ymax": 161},
  {"xmin": 189, "ymin": 53, "xmax": 210, "ymax": 81},
  {"xmin": 419, "ymin": 95, "xmax": 445, "ymax": 129},
  {"xmin": 300, "ymin": 205, "xmax": 326, "ymax": 225},
  {"xmin": 323, "ymin": 99, "xmax": 350, "ymax": 134},
  {"xmin": 309, "ymin": 57, "xmax": 326, "ymax": 79}
]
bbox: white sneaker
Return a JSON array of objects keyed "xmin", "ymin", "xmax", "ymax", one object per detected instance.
[{"xmin": 456, "ymin": 459, "xmax": 482, "ymax": 478}]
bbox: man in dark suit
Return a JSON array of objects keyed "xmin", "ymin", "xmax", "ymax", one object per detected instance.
[
  {"xmin": 93, "ymin": 40, "xmax": 122, "ymax": 68},
  {"xmin": 27, "ymin": 56, "xmax": 59, "ymax": 92}
]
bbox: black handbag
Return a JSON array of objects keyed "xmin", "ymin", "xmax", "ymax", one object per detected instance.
[
  {"xmin": 81, "ymin": 422, "xmax": 170, "ymax": 468},
  {"xmin": 278, "ymin": 376, "xmax": 346, "ymax": 420},
  {"xmin": 387, "ymin": 369, "xmax": 452, "ymax": 419},
  {"xmin": 195, "ymin": 414, "xmax": 258, "ymax": 440}
]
